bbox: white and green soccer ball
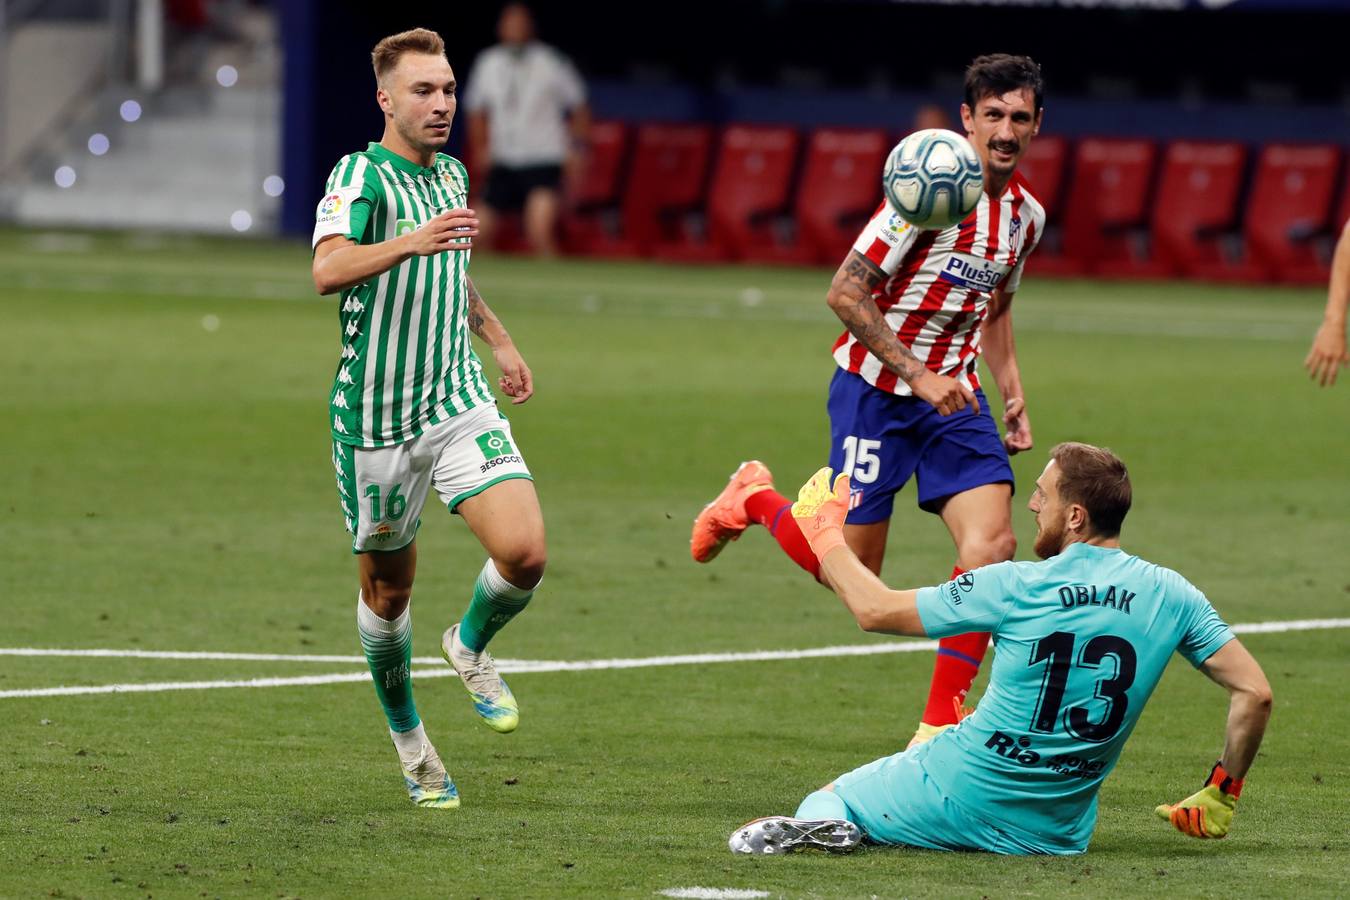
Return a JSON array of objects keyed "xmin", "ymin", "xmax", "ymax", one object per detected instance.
[{"xmin": 882, "ymin": 129, "xmax": 984, "ymax": 230}]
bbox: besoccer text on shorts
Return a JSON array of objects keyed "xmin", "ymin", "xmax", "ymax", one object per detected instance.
[{"xmin": 310, "ymin": 27, "xmax": 547, "ymax": 809}]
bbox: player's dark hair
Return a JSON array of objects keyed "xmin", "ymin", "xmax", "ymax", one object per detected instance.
[
  {"xmin": 371, "ymin": 28, "xmax": 446, "ymax": 83},
  {"xmin": 964, "ymin": 54, "xmax": 1044, "ymax": 113},
  {"xmin": 1050, "ymin": 442, "xmax": 1131, "ymax": 537}
]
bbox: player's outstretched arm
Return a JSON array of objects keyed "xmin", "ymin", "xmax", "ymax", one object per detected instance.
[
  {"xmin": 1305, "ymin": 221, "xmax": 1350, "ymax": 387},
  {"xmin": 1155, "ymin": 639, "xmax": 1273, "ymax": 839},
  {"xmin": 467, "ymin": 277, "xmax": 533, "ymax": 404},
  {"xmin": 826, "ymin": 251, "xmax": 977, "ymax": 416},
  {"xmin": 982, "ymin": 288, "xmax": 1032, "ymax": 453},
  {"xmin": 312, "ymin": 210, "xmax": 480, "ymax": 295},
  {"xmin": 790, "ymin": 468, "xmax": 925, "ymax": 636}
]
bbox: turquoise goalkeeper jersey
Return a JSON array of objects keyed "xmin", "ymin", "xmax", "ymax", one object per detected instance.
[{"xmin": 913, "ymin": 541, "xmax": 1234, "ymax": 853}]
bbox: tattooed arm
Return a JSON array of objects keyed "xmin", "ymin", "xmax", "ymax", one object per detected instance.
[
  {"xmin": 825, "ymin": 250, "xmax": 978, "ymax": 416},
  {"xmin": 467, "ymin": 277, "xmax": 534, "ymax": 404}
]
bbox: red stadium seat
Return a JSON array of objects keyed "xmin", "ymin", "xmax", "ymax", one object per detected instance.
[
  {"xmin": 1194, "ymin": 144, "xmax": 1342, "ymax": 284},
  {"xmin": 1015, "ymin": 135, "xmax": 1069, "ymax": 220},
  {"xmin": 611, "ymin": 123, "xmax": 715, "ymax": 257},
  {"xmin": 1058, "ymin": 138, "xmax": 1158, "ymax": 275},
  {"xmin": 560, "ymin": 120, "xmax": 631, "ymax": 256},
  {"xmin": 1336, "ymin": 159, "xmax": 1350, "ymax": 231},
  {"xmin": 742, "ymin": 128, "xmax": 890, "ymax": 266},
  {"xmin": 654, "ymin": 125, "xmax": 800, "ymax": 262},
  {"xmin": 1098, "ymin": 140, "xmax": 1247, "ymax": 278},
  {"xmin": 1010, "ymin": 135, "xmax": 1074, "ymax": 276}
]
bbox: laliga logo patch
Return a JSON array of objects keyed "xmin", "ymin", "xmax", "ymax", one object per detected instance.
[
  {"xmin": 319, "ymin": 193, "xmax": 344, "ymax": 216},
  {"xmin": 880, "ymin": 212, "xmax": 910, "ymax": 247}
]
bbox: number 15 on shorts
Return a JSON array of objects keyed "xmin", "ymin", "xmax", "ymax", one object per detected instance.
[{"xmin": 841, "ymin": 436, "xmax": 881, "ymax": 484}]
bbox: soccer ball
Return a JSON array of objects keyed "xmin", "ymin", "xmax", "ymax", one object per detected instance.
[{"xmin": 882, "ymin": 129, "xmax": 984, "ymax": 230}]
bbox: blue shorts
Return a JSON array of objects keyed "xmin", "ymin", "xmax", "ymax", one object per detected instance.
[
  {"xmin": 826, "ymin": 368, "xmax": 1014, "ymax": 524},
  {"xmin": 831, "ymin": 741, "xmax": 1072, "ymax": 855}
]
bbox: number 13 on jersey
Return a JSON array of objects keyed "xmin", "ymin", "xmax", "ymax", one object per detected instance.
[{"xmin": 1028, "ymin": 631, "xmax": 1138, "ymax": 744}]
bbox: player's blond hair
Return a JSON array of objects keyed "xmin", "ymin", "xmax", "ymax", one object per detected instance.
[
  {"xmin": 371, "ymin": 28, "xmax": 446, "ymax": 84},
  {"xmin": 1050, "ymin": 442, "xmax": 1132, "ymax": 537}
]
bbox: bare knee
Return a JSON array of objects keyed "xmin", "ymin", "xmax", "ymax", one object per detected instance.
[
  {"xmin": 959, "ymin": 530, "xmax": 1016, "ymax": 569},
  {"xmin": 361, "ymin": 579, "xmax": 412, "ymax": 620},
  {"xmin": 494, "ymin": 544, "xmax": 547, "ymax": 590}
]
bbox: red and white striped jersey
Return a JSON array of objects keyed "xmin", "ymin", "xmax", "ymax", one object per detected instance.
[{"xmin": 832, "ymin": 172, "xmax": 1045, "ymax": 396}]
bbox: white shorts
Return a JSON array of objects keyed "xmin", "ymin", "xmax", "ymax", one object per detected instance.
[{"xmin": 331, "ymin": 403, "xmax": 532, "ymax": 553}]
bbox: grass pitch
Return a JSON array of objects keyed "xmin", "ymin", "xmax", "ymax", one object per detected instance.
[{"xmin": 2, "ymin": 229, "xmax": 1348, "ymax": 898}]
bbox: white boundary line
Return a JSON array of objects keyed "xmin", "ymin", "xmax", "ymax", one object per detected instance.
[
  {"xmin": 0, "ymin": 648, "xmax": 372, "ymax": 663},
  {"xmin": 1, "ymin": 618, "xmax": 1345, "ymax": 700}
]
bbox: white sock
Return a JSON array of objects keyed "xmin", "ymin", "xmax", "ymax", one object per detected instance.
[
  {"xmin": 390, "ymin": 721, "xmax": 428, "ymax": 761},
  {"xmin": 356, "ymin": 591, "xmax": 412, "ymax": 636},
  {"xmin": 481, "ymin": 557, "xmax": 537, "ymax": 600}
]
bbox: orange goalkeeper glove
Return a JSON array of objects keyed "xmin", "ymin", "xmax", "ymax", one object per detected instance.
[
  {"xmin": 790, "ymin": 468, "xmax": 851, "ymax": 560},
  {"xmin": 1155, "ymin": 762, "xmax": 1243, "ymax": 839}
]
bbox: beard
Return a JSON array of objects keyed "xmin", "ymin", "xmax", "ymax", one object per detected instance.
[
  {"xmin": 1032, "ymin": 518, "xmax": 1065, "ymax": 559},
  {"xmin": 397, "ymin": 117, "xmax": 449, "ymax": 153}
]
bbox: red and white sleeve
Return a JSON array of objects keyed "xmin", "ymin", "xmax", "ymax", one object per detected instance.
[{"xmin": 850, "ymin": 202, "xmax": 921, "ymax": 275}]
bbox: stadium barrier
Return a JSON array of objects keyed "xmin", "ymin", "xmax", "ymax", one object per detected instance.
[{"xmin": 482, "ymin": 121, "xmax": 1348, "ymax": 284}]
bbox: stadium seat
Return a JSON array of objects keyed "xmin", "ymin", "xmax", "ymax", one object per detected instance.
[
  {"xmin": 1016, "ymin": 135, "xmax": 1069, "ymax": 219},
  {"xmin": 598, "ymin": 123, "xmax": 715, "ymax": 257},
  {"xmin": 653, "ymin": 125, "xmax": 800, "ymax": 262},
  {"xmin": 1338, "ymin": 164, "xmax": 1350, "ymax": 232},
  {"xmin": 1098, "ymin": 140, "xmax": 1247, "ymax": 278},
  {"xmin": 560, "ymin": 120, "xmax": 631, "ymax": 256},
  {"xmin": 1058, "ymin": 138, "xmax": 1158, "ymax": 276},
  {"xmin": 1193, "ymin": 144, "xmax": 1342, "ymax": 284},
  {"xmin": 1010, "ymin": 135, "xmax": 1073, "ymax": 276},
  {"xmin": 741, "ymin": 127, "xmax": 890, "ymax": 266}
]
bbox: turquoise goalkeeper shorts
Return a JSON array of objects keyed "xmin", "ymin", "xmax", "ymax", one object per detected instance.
[{"xmin": 831, "ymin": 745, "xmax": 1076, "ymax": 855}]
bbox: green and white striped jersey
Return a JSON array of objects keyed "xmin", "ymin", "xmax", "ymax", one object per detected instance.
[{"xmin": 314, "ymin": 142, "xmax": 494, "ymax": 448}]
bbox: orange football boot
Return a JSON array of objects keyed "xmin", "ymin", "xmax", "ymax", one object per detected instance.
[{"xmin": 690, "ymin": 460, "xmax": 774, "ymax": 563}]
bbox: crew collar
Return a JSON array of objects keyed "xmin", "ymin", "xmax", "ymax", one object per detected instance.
[
  {"xmin": 368, "ymin": 142, "xmax": 437, "ymax": 177},
  {"xmin": 1063, "ymin": 540, "xmax": 1123, "ymax": 556}
]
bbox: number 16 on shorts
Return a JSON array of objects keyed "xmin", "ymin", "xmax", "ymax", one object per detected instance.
[
  {"xmin": 333, "ymin": 437, "xmax": 429, "ymax": 553},
  {"xmin": 840, "ymin": 436, "xmax": 880, "ymax": 510}
]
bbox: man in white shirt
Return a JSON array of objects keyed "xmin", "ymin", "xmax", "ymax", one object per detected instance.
[{"xmin": 465, "ymin": 3, "xmax": 591, "ymax": 256}]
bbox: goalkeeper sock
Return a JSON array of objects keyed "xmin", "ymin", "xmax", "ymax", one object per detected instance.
[
  {"xmin": 356, "ymin": 595, "xmax": 420, "ymax": 733},
  {"xmin": 745, "ymin": 488, "xmax": 822, "ymax": 582},
  {"xmin": 795, "ymin": 789, "xmax": 853, "ymax": 823},
  {"xmin": 920, "ymin": 566, "xmax": 991, "ymax": 726},
  {"xmin": 457, "ymin": 559, "xmax": 534, "ymax": 653}
]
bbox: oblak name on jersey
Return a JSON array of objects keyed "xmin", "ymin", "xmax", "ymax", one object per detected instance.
[{"xmin": 833, "ymin": 172, "xmax": 1045, "ymax": 397}]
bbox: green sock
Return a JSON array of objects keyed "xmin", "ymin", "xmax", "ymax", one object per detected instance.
[
  {"xmin": 356, "ymin": 596, "xmax": 420, "ymax": 733},
  {"xmin": 458, "ymin": 559, "xmax": 534, "ymax": 653}
]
